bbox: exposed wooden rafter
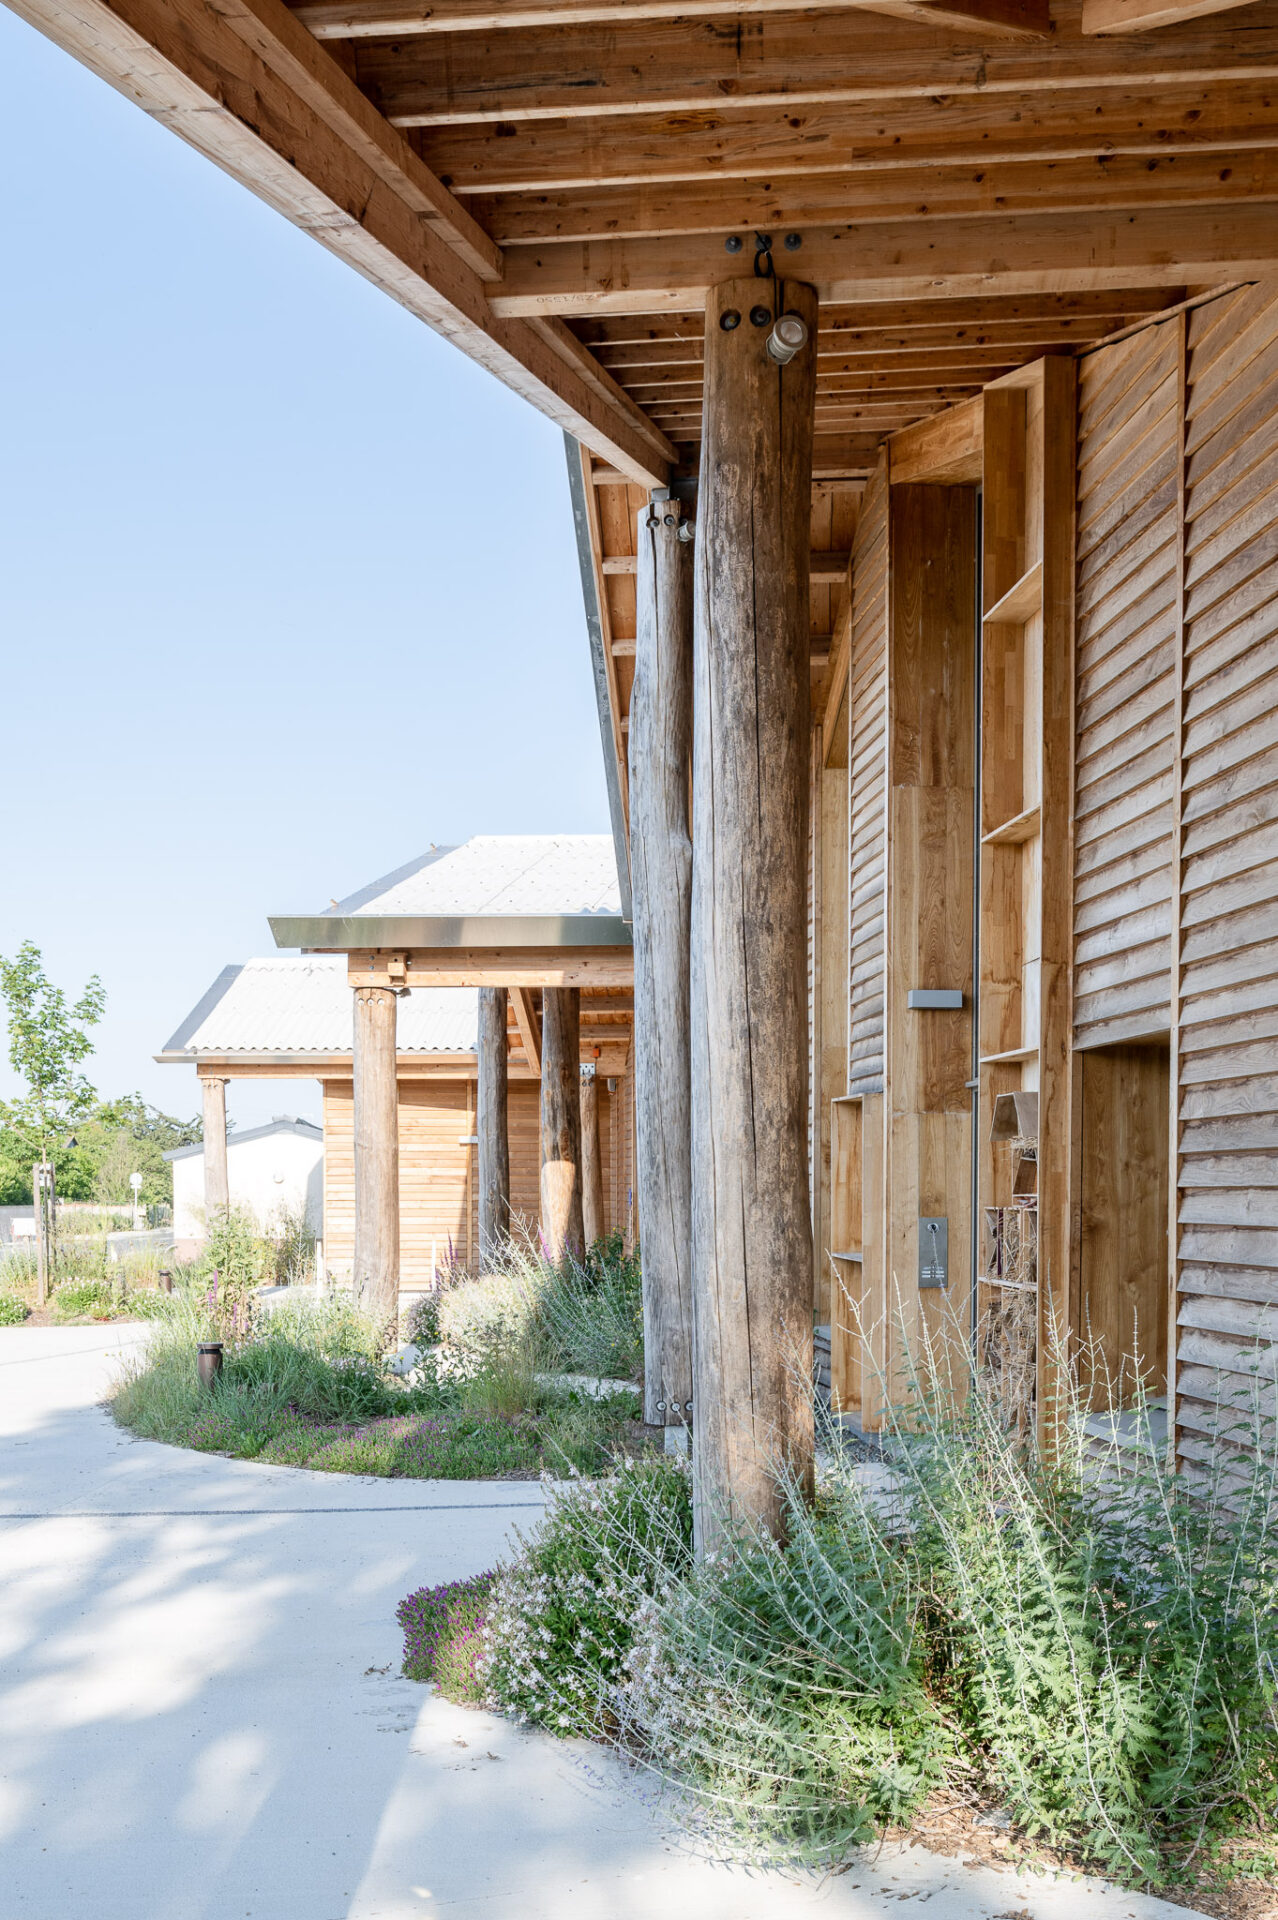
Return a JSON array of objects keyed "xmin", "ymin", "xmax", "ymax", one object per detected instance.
[
  {"xmin": 367, "ymin": 7, "xmax": 1278, "ymax": 127},
  {"xmin": 293, "ymin": 0, "xmax": 1050, "ymax": 35},
  {"xmin": 488, "ymin": 204, "xmax": 1278, "ymax": 315}
]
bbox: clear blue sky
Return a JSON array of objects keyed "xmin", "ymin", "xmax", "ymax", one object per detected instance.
[{"xmin": 0, "ymin": 10, "xmax": 610, "ymax": 1132}]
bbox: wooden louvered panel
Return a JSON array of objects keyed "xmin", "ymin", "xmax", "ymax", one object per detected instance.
[
  {"xmin": 1072, "ymin": 317, "xmax": 1180, "ymax": 1049},
  {"xmin": 1176, "ymin": 281, "xmax": 1278, "ymax": 1465},
  {"xmin": 846, "ymin": 457, "xmax": 890, "ymax": 1096}
]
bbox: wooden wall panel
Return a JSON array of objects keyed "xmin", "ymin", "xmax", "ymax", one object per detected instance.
[
  {"xmin": 1073, "ymin": 319, "xmax": 1180, "ymax": 1050},
  {"xmin": 322, "ymin": 1075, "xmax": 584, "ymax": 1285},
  {"xmin": 1175, "ymin": 280, "xmax": 1278, "ymax": 1467},
  {"xmin": 847, "ymin": 454, "xmax": 890, "ymax": 1098}
]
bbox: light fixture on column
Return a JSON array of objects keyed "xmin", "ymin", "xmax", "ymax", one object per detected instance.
[{"xmin": 766, "ymin": 312, "xmax": 809, "ymax": 365}]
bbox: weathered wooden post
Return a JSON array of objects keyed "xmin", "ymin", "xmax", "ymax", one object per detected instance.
[
  {"xmin": 477, "ymin": 985, "xmax": 511, "ymax": 1267},
  {"xmin": 353, "ymin": 984, "xmax": 400, "ymax": 1323},
  {"xmin": 631, "ymin": 492, "xmax": 695, "ymax": 1429},
  {"xmin": 690, "ymin": 278, "xmax": 818, "ymax": 1549},
  {"xmin": 579, "ymin": 1063, "xmax": 604, "ymax": 1248},
  {"xmin": 540, "ymin": 988, "xmax": 585, "ymax": 1261},
  {"xmin": 201, "ymin": 1075, "xmax": 230, "ymax": 1226}
]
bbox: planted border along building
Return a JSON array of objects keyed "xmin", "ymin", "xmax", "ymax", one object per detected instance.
[{"xmin": 24, "ymin": 0, "xmax": 1278, "ymax": 1546}]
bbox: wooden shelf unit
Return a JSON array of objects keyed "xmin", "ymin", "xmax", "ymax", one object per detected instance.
[
  {"xmin": 829, "ymin": 1094, "xmax": 872, "ymax": 1415},
  {"xmin": 976, "ymin": 359, "xmax": 1076, "ymax": 1432}
]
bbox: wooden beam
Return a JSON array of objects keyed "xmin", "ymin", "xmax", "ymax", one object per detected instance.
[
  {"xmin": 630, "ymin": 493, "xmax": 695, "ymax": 1428},
  {"xmin": 349, "ymin": 947, "xmax": 633, "ymax": 987},
  {"xmin": 417, "ymin": 83, "xmax": 1278, "ymax": 195},
  {"xmin": 294, "ymin": 0, "xmax": 1047, "ymax": 37},
  {"xmin": 5, "ymin": 0, "xmax": 672, "ymax": 484},
  {"xmin": 490, "ymin": 206, "xmax": 1278, "ymax": 315},
  {"xmin": 352, "ymin": 984, "xmax": 400, "ymax": 1321},
  {"xmin": 201, "ymin": 1075, "xmax": 230, "ymax": 1221},
  {"xmin": 541, "ymin": 988, "xmax": 586, "ymax": 1259},
  {"xmin": 482, "ymin": 148, "xmax": 1278, "ymax": 247},
  {"xmin": 691, "ymin": 276, "xmax": 817, "ymax": 1548},
  {"xmin": 1083, "ymin": 0, "xmax": 1258, "ymax": 30},
  {"xmin": 374, "ymin": 12, "xmax": 1278, "ymax": 127},
  {"xmin": 890, "ymin": 394, "xmax": 984, "ymax": 483},
  {"xmin": 576, "ymin": 442, "xmax": 632, "ymax": 828},
  {"xmin": 477, "ymin": 985, "xmax": 511, "ymax": 1262},
  {"xmin": 509, "ymin": 985, "xmax": 542, "ymax": 1072}
]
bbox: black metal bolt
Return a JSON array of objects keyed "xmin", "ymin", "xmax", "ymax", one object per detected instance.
[
  {"xmin": 784, "ymin": 232, "xmax": 803, "ymax": 250},
  {"xmin": 750, "ymin": 304, "xmax": 771, "ymax": 327},
  {"xmin": 724, "ymin": 234, "xmax": 743, "ymax": 253},
  {"xmin": 720, "ymin": 309, "xmax": 741, "ymax": 330},
  {"xmin": 197, "ymin": 1342, "xmax": 224, "ymax": 1390}
]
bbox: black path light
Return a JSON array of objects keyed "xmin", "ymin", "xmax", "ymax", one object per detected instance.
[{"xmin": 197, "ymin": 1342, "xmax": 224, "ymax": 1390}]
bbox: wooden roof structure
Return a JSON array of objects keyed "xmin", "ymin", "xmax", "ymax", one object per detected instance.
[{"xmin": 13, "ymin": 0, "xmax": 1277, "ymax": 493}]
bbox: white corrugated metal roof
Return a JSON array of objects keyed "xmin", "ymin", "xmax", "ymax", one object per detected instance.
[
  {"xmin": 330, "ymin": 834, "xmax": 621, "ymax": 919},
  {"xmin": 161, "ymin": 957, "xmax": 477, "ymax": 1057}
]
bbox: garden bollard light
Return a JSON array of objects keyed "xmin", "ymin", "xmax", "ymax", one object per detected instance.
[
  {"xmin": 197, "ymin": 1342, "xmax": 224, "ymax": 1390},
  {"xmin": 159, "ymin": 1270, "xmax": 173, "ymax": 1294}
]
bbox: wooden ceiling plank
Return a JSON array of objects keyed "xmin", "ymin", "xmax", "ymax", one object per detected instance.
[
  {"xmin": 480, "ymin": 147, "xmax": 1278, "ymax": 245},
  {"xmin": 415, "ymin": 83, "xmax": 1278, "ymax": 194},
  {"xmin": 293, "ymin": 0, "xmax": 1046, "ymax": 34},
  {"xmin": 4, "ymin": 0, "xmax": 674, "ymax": 485},
  {"xmin": 369, "ymin": 8, "xmax": 1278, "ymax": 127},
  {"xmin": 1082, "ymin": 0, "xmax": 1259, "ymax": 30},
  {"xmin": 488, "ymin": 206, "xmax": 1278, "ymax": 315}
]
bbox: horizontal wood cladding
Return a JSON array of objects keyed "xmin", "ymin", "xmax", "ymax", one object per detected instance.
[
  {"xmin": 1073, "ymin": 315, "xmax": 1180, "ymax": 1048},
  {"xmin": 322, "ymin": 1075, "xmax": 622, "ymax": 1285},
  {"xmin": 1176, "ymin": 278, "xmax": 1278, "ymax": 1464},
  {"xmin": 847, "ymin": 456, "xmax": 890, "ymax": 1095}
]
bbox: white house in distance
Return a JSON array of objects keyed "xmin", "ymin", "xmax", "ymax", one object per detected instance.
[{"xmin": 165, "ymin": 1117, "xmax": 324, "ymax": 1258}]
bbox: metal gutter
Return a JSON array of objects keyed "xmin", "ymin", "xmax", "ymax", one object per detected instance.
[
  {"xmin": 564, "ymin": 431, "xmax": 633, "ymax": 924},
  {"xmin": 269, "ymin": 913, "xmax": 633, "ymax": 952}
]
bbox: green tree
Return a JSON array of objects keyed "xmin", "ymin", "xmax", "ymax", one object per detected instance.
[
  {"xmin": 85, "ymin": 1095, "xmax": 202, "ymax": 1207},
  {"xmin": 0, "ymin": 943, "xmax": 105, "ymax": 1183}
]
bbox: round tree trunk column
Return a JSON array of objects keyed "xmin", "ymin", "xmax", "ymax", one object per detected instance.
[
  {"xmin": 579, "ymin": 1063, "xmax": 605, "ymax": 1248},
  {"xmin": 691, "ymin": 276, "xmax": 818, "ymax": 1551},
  {"xmin": 540, "ymin": 988, "xmax": 585, "ymax": 1261},
  {"xmin": 477, "ymin": 986, "xmax": 511, "ymax": 1267},
  {"xmin": 631, "ymin": 495, "xmax": 695, "ymax": 1427},
  {"xmin": 353, "ymin": 984, "xmax": 400, "ymax": 1324},
  {"xmin": 201, "ymin": 1076, "xmax": 230, "ymax": 1226}
]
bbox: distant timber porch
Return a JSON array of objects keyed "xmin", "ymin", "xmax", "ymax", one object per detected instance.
[{"xmin": 270, "ymin": 838, "xmax": 637, "ymax": 1318}]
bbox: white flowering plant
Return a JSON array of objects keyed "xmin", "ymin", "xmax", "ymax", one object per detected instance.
[{"xmin": 481, "ymin": 1455, "xmax": 692, "ymax": 1734}]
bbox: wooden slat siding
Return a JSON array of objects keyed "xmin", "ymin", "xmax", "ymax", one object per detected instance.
[
  {"xmin": 1176, "ymin": 279, "xmax": 1278, "ymax": 1463},
  {"xmin": 324, "ymin": 1077, "xmax": 547, "ymax": 1283},
  {"xmin": 1073, "ymin": 315, "xmax": 1181, "ymax": 1049},
  {"xmin": 847, "ymin": 454, "xmax": 890, "ymax": 1096}
]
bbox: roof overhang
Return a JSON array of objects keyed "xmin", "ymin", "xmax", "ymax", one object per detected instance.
[
  {"xmin": 271, "ymin": 913, "xmax": 631, "ymax": 950},
  {"xmin": 270, "ymin": 913, "xmax": 634, "ymax": 988}
]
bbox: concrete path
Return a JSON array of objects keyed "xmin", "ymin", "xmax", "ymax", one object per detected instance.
[{"xmin": 0, "ymin": 1327, "xmax": 1209, "ymax": 1920}]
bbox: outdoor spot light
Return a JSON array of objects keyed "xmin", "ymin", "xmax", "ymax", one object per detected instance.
[
  {"xmin": 197, "ymin": 1341, "xmax": 224, "ymax": 1390},
  {"xmin": 766, "ymin": 312, "xmax": 809, "ymax": 364}
]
